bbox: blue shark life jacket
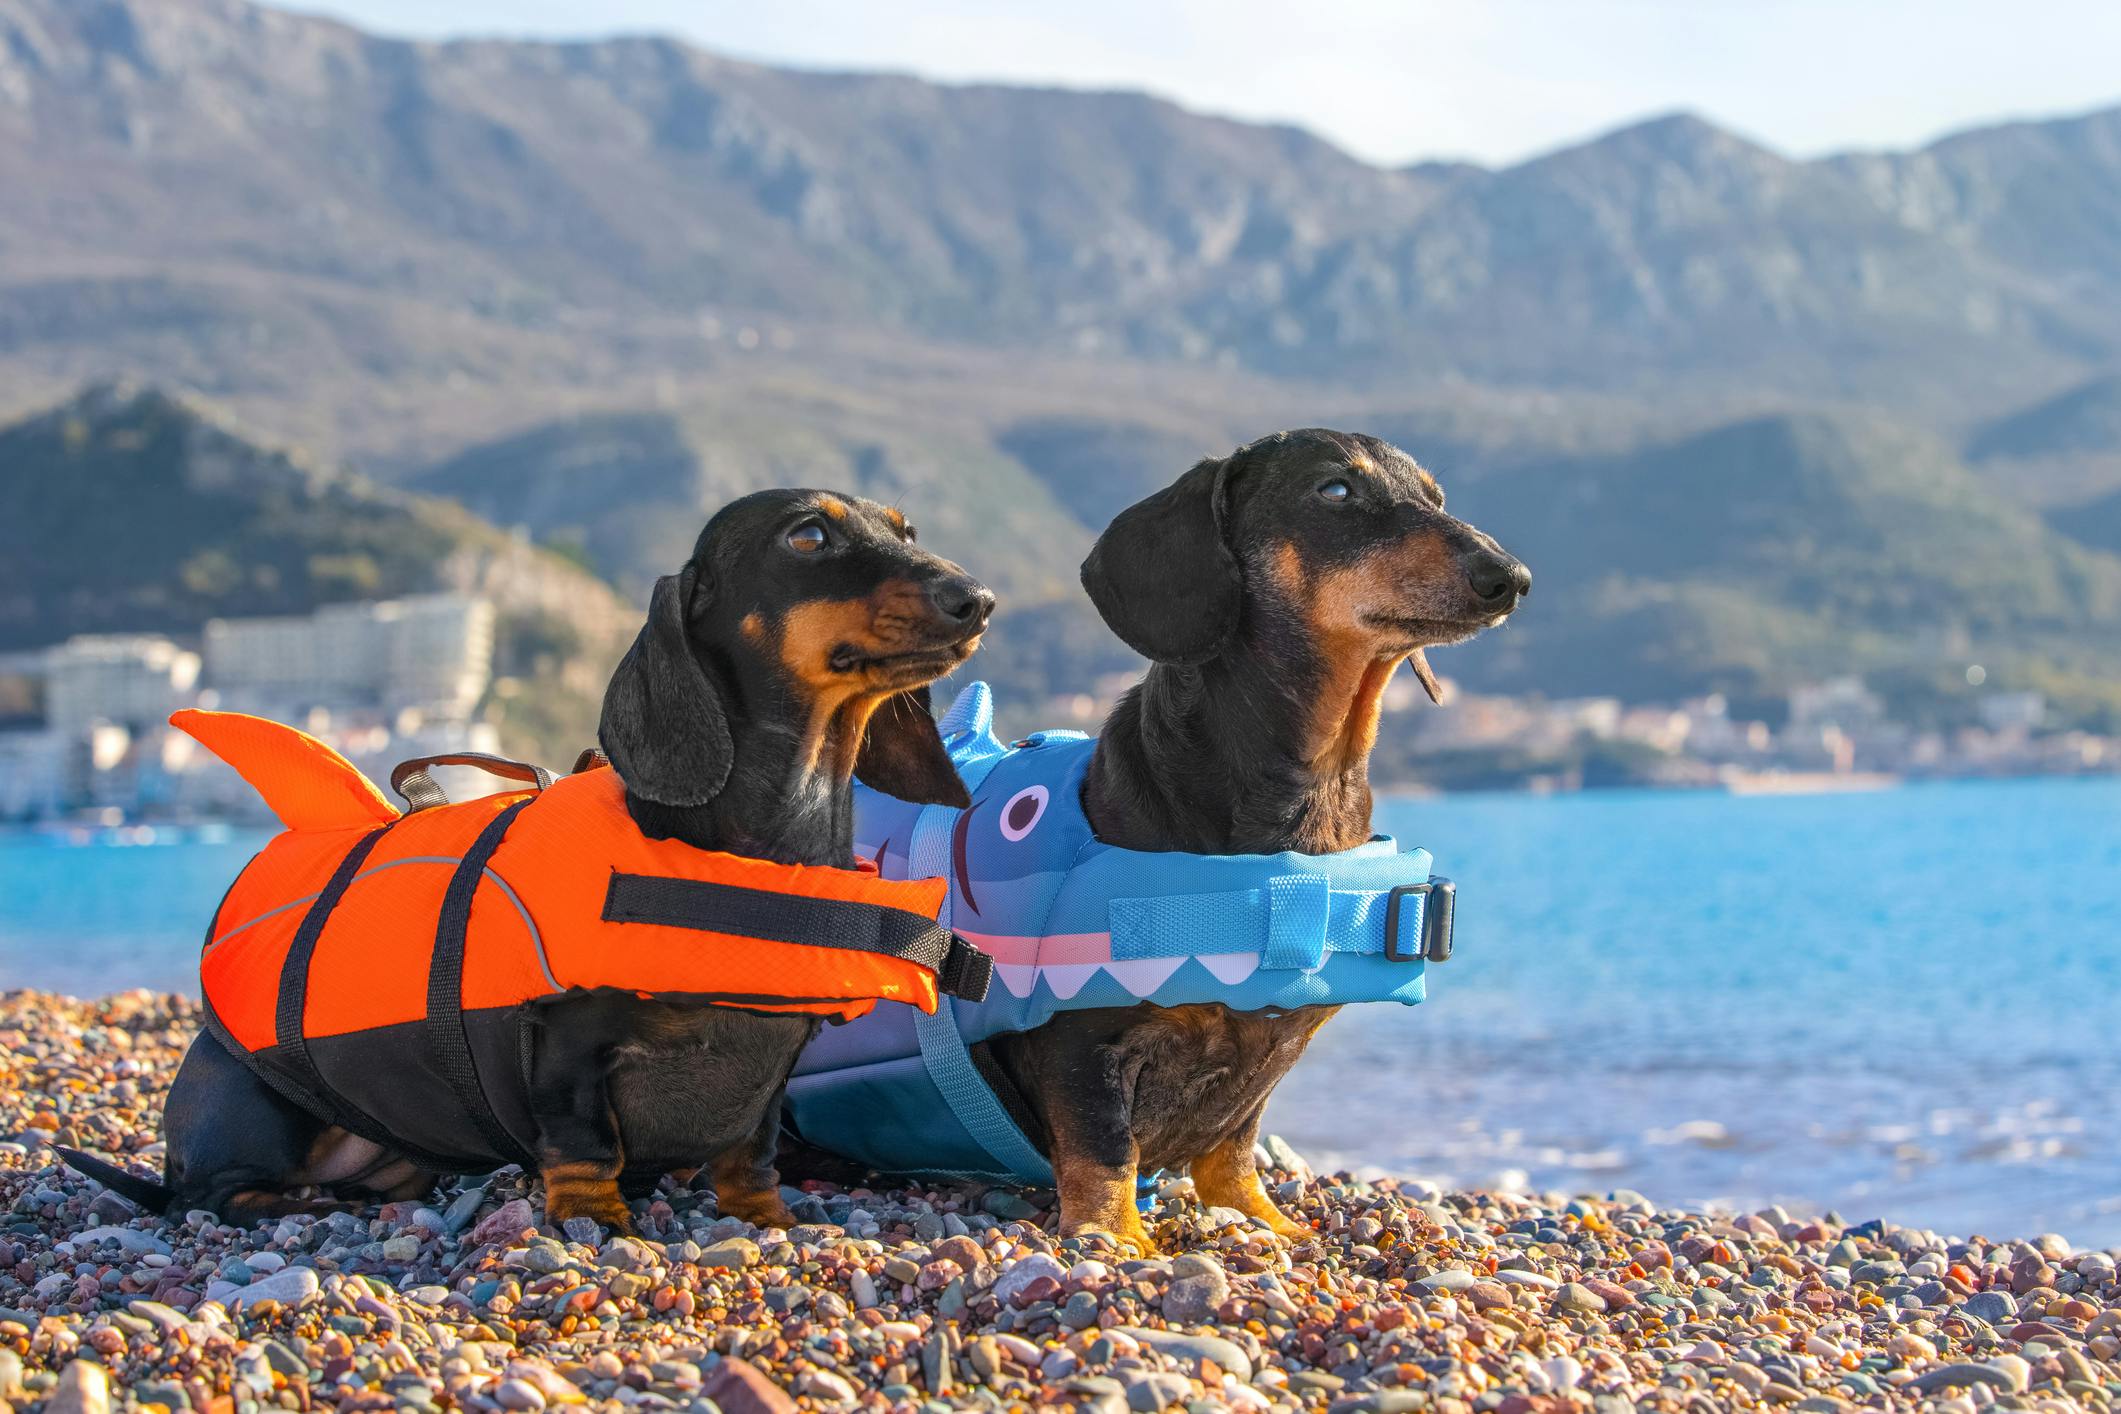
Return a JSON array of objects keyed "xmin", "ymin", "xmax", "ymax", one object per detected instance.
[{"xmin": 784, "ymin": 682, "xmax": 1454, "ymax": 1184}]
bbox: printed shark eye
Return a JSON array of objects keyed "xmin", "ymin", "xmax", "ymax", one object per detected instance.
[{"xmin": 998, "ymin": 784, "xmax": 1049, "ymax": 842}]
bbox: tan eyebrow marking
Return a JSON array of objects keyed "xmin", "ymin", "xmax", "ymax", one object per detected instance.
[{"xmin": 817, "ymin": 496, "xmax": 848, "ymax": 520}]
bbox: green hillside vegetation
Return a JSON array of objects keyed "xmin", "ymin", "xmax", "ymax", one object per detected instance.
[
  {"xmin": 1967, "ymin": 375, "xmax": 2121, "ymax": 508},
  {"xmin": 0, "ymin": 384, "xmax": 637, "ymax": 762},
  {"xmin": 1448, "ymin": 413, "xmax": 2121, "ymax": 728},
  {"xmin": 412, "ymin": 393, "xmax": 1093, "ymax": 608}
]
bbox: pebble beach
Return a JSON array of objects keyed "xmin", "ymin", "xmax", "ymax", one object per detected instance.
[{"xmin": 4, "ymin": 993, "xmax": 2119, "ymax": 1414}]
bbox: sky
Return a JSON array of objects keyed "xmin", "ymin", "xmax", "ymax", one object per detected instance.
[{"xmin": 275, "ymin": 0, "xmax": 2121, "ymax": 169}]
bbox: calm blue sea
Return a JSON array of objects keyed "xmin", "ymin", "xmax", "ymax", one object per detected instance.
[{"xmin": 2, "ymin": 778, "xmax": 2117, "ymax": 1242}]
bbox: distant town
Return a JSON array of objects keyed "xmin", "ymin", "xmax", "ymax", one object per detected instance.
[
  {"xmin": 0, "ymin": 594, "xmax": 500, "ymax": 826},
  {"xmin": 0, "ymin": 594, "xmax": 2115, "ymax": 827}
]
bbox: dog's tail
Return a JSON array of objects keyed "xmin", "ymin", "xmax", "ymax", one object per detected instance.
[{"xmin": 57, "ymin": 1146, "xmax": 174, "ymax": 1215}]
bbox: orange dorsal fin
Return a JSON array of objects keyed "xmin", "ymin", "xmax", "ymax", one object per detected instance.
[{"xmin": 172, "ymin": 709, "xmax": 400, "ymax": 832}]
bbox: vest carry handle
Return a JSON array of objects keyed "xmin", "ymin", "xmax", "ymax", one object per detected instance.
[{"xmin": 390, "ymin": 752, "xmax": 556, "ymax": 812}]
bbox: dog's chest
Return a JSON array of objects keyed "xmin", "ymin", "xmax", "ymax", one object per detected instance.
[
  {"xmin": 607, "ymin": 1010, "xmax": 820, "ymax": 1170},
  {"xmin": 1121, "ymin": 1003, "xmax": 1337, "ymax": 1171}
]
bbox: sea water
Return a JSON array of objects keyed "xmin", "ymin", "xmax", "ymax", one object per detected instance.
[{"xmin": 2, "ymin": 777, "xmax": 2116, "ymax": 1241}]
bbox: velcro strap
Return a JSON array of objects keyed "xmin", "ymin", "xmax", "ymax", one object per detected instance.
[
  {"xmin": 1110, "ymin": 871, "xmax": 1433, "ymax": 972},
  {"xmin": 603, "ymin": 873, "xmax": 965, "ymax": 983},
  {"xmin": 1264, "ymin": 875, "xmax": 1330, "ymax": 970}
]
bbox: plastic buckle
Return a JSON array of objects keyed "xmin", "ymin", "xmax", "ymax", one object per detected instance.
[
  {"xmin": 1383, "ymin": 878, "xmax": 1456, "ymax": 963},
  {"xmin": 941, "ymin": 935, "xmax": 994, "ymax": 1002}
]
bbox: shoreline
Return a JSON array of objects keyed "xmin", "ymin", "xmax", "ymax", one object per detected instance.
[
  {"xmin": 2, "ymin": 993, "xmax": 2117, "ymax": 1414},
  {"xmin": 10, "ymin": 769, "xmax": 2121, "ymax": 839}
]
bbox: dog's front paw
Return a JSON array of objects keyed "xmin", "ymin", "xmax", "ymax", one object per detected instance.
[
  {"xmin": 1063, "ymin": 1215, "xmax": 1162, "ymax": 1259},
  {"xmin": 541, "ymin": 1163, "xmax": 636, "ymax": 1236},
  {"xmin": 717, "ymin": 1190, "xmax": 798, "ymax": 1229},
  {"xmin": 1258, "ymin": 1206, "xmax": 1312, "ymax": 1243}
]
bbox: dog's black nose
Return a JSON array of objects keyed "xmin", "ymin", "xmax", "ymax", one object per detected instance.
[
  {"xmin": 930, "ymin": 575, "xmax": 995, "ymax": 625},
  {"xmin": 1469, "ymin": 553, "xmax": 1531, "ymax": 607}
]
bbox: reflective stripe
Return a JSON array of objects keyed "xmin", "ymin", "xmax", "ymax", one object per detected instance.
[{"xmin": 207, "ymin": 854, "xmax": 559, "ymax": 993}]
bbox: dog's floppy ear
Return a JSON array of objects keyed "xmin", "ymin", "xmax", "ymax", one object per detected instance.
[
  {"xmin": 1080, "ymin": 456, "xmax": 1240, "ymax": 667},
  {"xmin": 598, "ymin": 564, "xmax": 732, "ymax": 809},
  {"xmin": 855, "ymin": 684, "xmax": 970, "ymax": 808}
]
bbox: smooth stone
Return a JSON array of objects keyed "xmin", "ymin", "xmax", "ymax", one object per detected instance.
[
  {"xmin": 126, "ymin": 1301, "xmax": 188, "ymax": 1336},
  {"xmin": 697, "ymin": 1238, "xmax": 761, "ymax": 1269},
  {"xmin": 849, "ymin": 1270, "xmax": 879, "ymax": 1309},
  {"xmin": 922, "ymin": 1334, "xmax": 952, "ymax": 1395},
  {"xmin": 1493, "ymin": 1269, "xmax": 1559, "ymax": 1291},
  {"xmin": 471, "ymin": 1199, "xmax": 536, "ymax": 1245},
  {"xmin": 762, "ymin": 1285, "xmax": 810, "ymax": 1313},
  {"xmin": 47, "ymin": 1361, "xmax": 110, "ymax": 1414},
  {"xmin": 1126, "ymin": 1374, "xmax": 1192, "ymax": 1411},
  {"xmin": 1162, "ymin": 1258, "xmax": 1229, "ymax": 1325},
  {"xmin": 1417, "ymin": 1269, "xmax": 1477, "ymax": 1293},
  {"xmin": 980, "ymin": 1191, "xmax": 1040, "ymax": 1221},
  {"xmin": 493, "ymin": 1379, "xmax": 546, "ymax": 1411},
  {"xmin": 698, "ymin": 1357, "xmax": 796, "ymax": 1414},
  {"xmin": 1115, "ymin": 1328, "xmax": 1253, "ymax": 1383},
  {"xmin": 442, "ymin": 1188, "xmax": 487, "ymax": 1235},
  {"xmin": 62, "ymin": 1226, "xmax": 171, "ymax": 1257},
  {"xmin": 1061, "ymin": 1290, "xmax": 1101, "ymax": 1329},
  {"xmin": 1962, "ymin": 1290, "xmax": 2016, "ymax": 1326},
  {"xmin": 229, "ymin": 1267, "xmax": 321, "ymax": 1311},
  {"xmin": 1906, "ymin": 1364, "xmax": 2020, "ymax": 1395},
  {"xmin": 993, "ymin": 1253, "xmax": 1068, "ymax": 1305}
]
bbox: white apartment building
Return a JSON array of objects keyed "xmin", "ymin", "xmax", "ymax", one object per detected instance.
[
  {"xmin": 205, "ymin": 594, "xmax": 495, "ymax": 722},
  {"xmin": 44, "ymin": 635, "xmax": 202, "ymax": 736}
]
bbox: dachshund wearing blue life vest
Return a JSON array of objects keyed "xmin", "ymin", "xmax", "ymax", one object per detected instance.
[{"xmin": 982, "ymin": 429, "xmax": 1527, "ymax": 1253}]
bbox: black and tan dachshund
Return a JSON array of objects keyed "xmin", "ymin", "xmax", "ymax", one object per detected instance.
[
  {"xmin": 66, "ymin": 489, "xmax": 990, "ymax": 1233},
  {"xmin": 981, "ymin": 428, "xmax": 1528, "ymax": 1253}
]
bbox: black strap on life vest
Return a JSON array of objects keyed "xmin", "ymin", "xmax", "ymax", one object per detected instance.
[
  {"xmin": 238, "ymin": 822, "xmax": 490, "ymax": 1174},
  {"xmin": 602, "ymin": 873, "xmax": 993, "ymax": 1003},
  {"xmin": 425, "ymin": 797, "xmax": 538, "ymax": 1166},
  {"xmin": 271, "ymin": 825, "xmax": 392, "ymax": 1124}
]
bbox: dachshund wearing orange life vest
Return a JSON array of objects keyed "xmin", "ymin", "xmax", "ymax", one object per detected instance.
[{"xmin": 64, "ymin": 491, "xmax": 989, "ymax": 1233}]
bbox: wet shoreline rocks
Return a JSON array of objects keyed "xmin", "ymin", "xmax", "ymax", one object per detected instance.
[{"xmin": 4, "ymin": 991, "xmax": 2120, "ymax": 1412}]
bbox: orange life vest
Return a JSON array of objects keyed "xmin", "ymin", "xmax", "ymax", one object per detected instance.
[{"xmin": 178, "ymin": 710, "xmax": 989, "ymax": 1172}]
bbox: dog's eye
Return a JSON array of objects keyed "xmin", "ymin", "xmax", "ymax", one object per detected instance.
[
  {"xmin": 787, "ymin": 521, "xmax": 828, "ymax": 554},
  {"xmin": 1318, "ymin": 479, "xmax": 1352, "ymax": 503}
]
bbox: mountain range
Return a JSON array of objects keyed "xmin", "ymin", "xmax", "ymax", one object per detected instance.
[{"xmin": 3, "ymin": 0, "xmax": 2120, "ymax": 739}]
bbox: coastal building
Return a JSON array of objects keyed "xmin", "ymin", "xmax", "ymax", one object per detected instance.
[
  {"xmin": 43, "ymin": 635, "xmax": 201, "ymax": 737},
  {"xmin": 204, "ymin": 594, "xmax": 494, "ymax": 722},
  {"xmin": 0, "ymin": 596, "xmax": 501, "ymax": 820}
]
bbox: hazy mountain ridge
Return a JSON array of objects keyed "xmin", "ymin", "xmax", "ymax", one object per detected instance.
[
  {"xmin": 5, "ymin": 0, "xmax": 2121, "ymax": 731},
  {"xmin": 2, "ymin": 0, "xmax": 2117, "ymax": 403}
]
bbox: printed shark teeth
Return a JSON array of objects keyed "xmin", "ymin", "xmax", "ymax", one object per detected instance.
[
  {"xmin": 992, "ymin": 963, "xmax": 1039, "ymax": 998},
  {"xmin": 981, "ymin": 951, "xmax": 1269, "ymax": 1000},
  {"xmin": 1036, "ymin": 964, "xmax": 1101, "ymax": 1000},
  {"xmin": 1102, "ymin": 957, "xmax": 1187, "ymax": 996},
  {"xmin": 1196, "ymin": 951, "xmax": 1263, "ymax": 986}
]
